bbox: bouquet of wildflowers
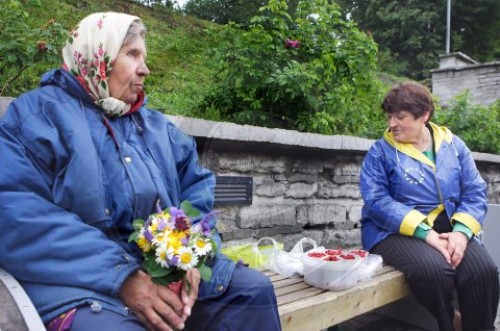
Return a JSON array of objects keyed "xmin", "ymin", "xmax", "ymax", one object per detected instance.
[{"xmin": 128, "ymin": 201, "xmax": 217, "ymax": 287}]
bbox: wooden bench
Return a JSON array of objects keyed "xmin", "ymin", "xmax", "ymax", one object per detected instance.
[{"xmin": 267, "ymin": 265, "xmax": 410, "ymax": 331}]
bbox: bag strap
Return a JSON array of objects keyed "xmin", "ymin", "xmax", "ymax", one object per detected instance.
[{"xmin": 253, "ymin": 237, "xmax": 281, "ymax": 255}]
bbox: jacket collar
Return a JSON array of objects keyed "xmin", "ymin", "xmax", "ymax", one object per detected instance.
[{"xmin": 383, "ymin": 122, "xmax": 454, "ymax": 168}]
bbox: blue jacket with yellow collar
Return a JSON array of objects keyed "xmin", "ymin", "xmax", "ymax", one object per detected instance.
[{"xmin": 360, "ymin": 122, "xmax": 487, "ymax": 251}]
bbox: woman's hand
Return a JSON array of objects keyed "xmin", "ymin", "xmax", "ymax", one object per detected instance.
[
  {"xmin": 118, "ymin": 269, "xmax": 187, "ymax": 331},
  {"xmin": 440, "ymin": 232, "xmax": 468, "ymax": 268},
  {"xmin": 180, "ymin": 268, "xmax": 201, "ymax": 321},
  {"xmin": 426, "ymin": 230, "xmax": 451, "ymax": 264}
]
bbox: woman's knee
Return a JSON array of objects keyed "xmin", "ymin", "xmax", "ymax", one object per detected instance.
[
  {"xmin": 405, "ymin": 258, "xmax": 455, "ymax": 289},
  {"xmin": 229, "ymin": 264, "xmax": 277, "ymax": 305}
]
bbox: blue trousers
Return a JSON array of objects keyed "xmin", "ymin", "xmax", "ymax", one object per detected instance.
[{"xmin": 70, "ymin": 264, "xmax": 281, "ymax": 331}]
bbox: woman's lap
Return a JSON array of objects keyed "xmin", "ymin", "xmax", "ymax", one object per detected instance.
[
  {"xmin": 371, "ymin": 234, "xmax": 499, "ymax": 331},
  {"xmin": 66, "ymin": 264, "xmax": 280, "ymax": 331}
]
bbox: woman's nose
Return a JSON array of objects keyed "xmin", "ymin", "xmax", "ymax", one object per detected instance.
[
  {"xmin": 388, "ymin": 116, "xmax": 397, "ymax": 127},
  {"xmin": 138, "ymin": 61, "xmax": 150, "ymax": 76}
]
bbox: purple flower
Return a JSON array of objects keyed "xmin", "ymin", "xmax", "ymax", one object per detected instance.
[
  {"xmin": 144, "ymin": 229, "xmax": 154, "ymax": 242},
  {"xmin": 175, "ymin": 216, "xmax": 190, "ymax": 232},
  {"xmin": 169, "ymin": 255, "xmax": 180, "ymax": 267},
  {"xmin": 285, "ymin": 39, "xmax": 300, "ymax": 49},
  {"xmin": 169, "ymin": 207, "xmax": 186, "ymax": 219},
  {"xmin": 200, "ymin": 211, "xmax": 216, "ymax": 236}
]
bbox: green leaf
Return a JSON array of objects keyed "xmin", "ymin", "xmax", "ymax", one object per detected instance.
[
  {"xmin": 128, "ymin": 231, "xmax": 139, "ymax": 243},
  {"xmin": 143, "ymin": 256, "xmax": 171, "ymax": 278},
  {"xmin": 180, "ymin": 200, "xmax": 200, "ymax": 218},
  {"xmin": 198, "ymin": 264, "xmax": 213, "ymax": 282},
  {"xmin": 132, "ymin": 219, "xmax": 145, "ymax": 231}
]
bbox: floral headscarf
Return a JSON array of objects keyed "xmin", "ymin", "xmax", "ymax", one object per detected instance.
[{"xmin": 62, "ymin": 12, "xmax": 141, "ymax": 117}]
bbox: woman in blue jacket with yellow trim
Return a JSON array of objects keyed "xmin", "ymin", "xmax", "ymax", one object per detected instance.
[
  {"xmin": 360, "ymin": 81, "xmax": 499, "ymax": 331},
  {"xmin": 0, "ymin": 12, "xmax": 281, "ymax": 331}
]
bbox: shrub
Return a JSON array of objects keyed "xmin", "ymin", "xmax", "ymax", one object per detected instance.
[
  {"xmin": 198, "ymin": 0, "xmax": 384, "ymax": 135},
  {"xmin": 434, "ymin": 92, "xmax": 500, "ymax": 154},
  {"xmin": 0, "ymin": 0, "xmax": 68, "ymax": 96}
]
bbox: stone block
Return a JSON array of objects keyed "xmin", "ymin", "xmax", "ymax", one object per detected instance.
[
  {"xmin": 285, "ymin": 182, "xmax": 317, "ymax": 198},
  {"xmin": 255, "ymin": 181, "xmax": 288, "ymax": 197},
  {"xmin": 323, "ymin": 229, "xmax": 362, "ymax": 248},
  {"xmin": 317, "ymin": 183, "xmax": 361, "ymax": 199},
  {"xmin": 349, "ymin": 205, "xmax": 363, "ymax": 223},
  {"xmin": 215, "ymin": 207, "xmax": 240, "ymax": 233},
  {"xmin": 332, "ymin": 174, "xmax": 360, "ymax": 184},
  {"xmin": 220, "ymin": 229, "xmax": 254, "ymax": 241},
  {"xmin": 218, "ymin": 155, "xmax": 287, "ymax": 173},
  {"xmin": 238, "ymin": 205, "xmax": 298, "ymax": 229},
  {"xmin": 292, "ymin": 160, "xmax": 324, "ymax": 174},
  {"xmin": 255, "ymin": 225, "xmax": 302, "ymax": 238},
  {"xmin": 307, "ymin": 204, "xmax": 346, "ymax": 226},
  {"xmin": 287, "ymin": 173, "xmax": 318, "ymax": 183}
]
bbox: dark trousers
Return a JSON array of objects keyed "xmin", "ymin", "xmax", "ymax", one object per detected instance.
[
  {"xmin": 372, "ymin": 235, "xmax": 499, "ymax": 331},
  {"xmin": 70, "ymin": 264, "xmax": 281, "ymax": 331}
]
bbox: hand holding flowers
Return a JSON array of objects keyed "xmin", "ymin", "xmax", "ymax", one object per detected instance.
[{"xmin": 128, "ymin": 200, "xmax": 217, "ymax": 289}]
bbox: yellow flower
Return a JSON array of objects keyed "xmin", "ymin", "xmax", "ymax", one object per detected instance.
[{"xmin": 137, "ymin": 236, "xmax": 151, "ymax": 252}]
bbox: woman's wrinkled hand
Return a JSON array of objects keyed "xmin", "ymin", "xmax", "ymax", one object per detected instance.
[
  {"xmin": 440, "ymin": 231, "xmax": 468, "ymax": 269},
  {"xmin": 180, "ymin": 268, "xmax": 201, "ymax": 321},
  {"xmin": 118, "ymin": 269, "xmax": 191, "ymax": 331},
  {"xmin": 426, "ymin": 230, "xmax": 451, "ymax": 264}
]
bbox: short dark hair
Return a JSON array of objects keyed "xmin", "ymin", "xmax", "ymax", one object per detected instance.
[{"xmin": 382, "ymin": 81, "xmax": 434, "ymax": 122}]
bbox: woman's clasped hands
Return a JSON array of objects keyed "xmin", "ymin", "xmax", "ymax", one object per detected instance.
[
  {"xmin": 119, "ymin": 268, "xmax": 201, "ymax": 331},
  {"xmin": 426, "ymin": 230, "xmax": 468, "ymax": 269}
]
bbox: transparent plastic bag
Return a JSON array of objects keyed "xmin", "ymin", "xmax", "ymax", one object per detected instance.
[
  {"xmin": 302, "ymin": 249, "xmax": 383, "ymax": 291},
  {"xmin": 265, "ymin": 237, "xmax": 318, "ymax": 278},
  {"xmin": 221, "ymin": 238, "xmax": 283, "ymax": 270}
]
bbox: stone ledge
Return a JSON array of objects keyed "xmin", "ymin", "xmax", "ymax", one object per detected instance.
[
  {"xmin": 167, "ymin": 115, "xmax": 500, "ymax": 164},
  {"xmin": 167, "ymin": 115, "xmax": 374, "ymax": 152}
]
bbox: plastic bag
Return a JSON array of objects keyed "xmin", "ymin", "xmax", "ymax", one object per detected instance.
[
  {"xmin": 357, "ymin": 254, "xmax": 383, "ymax": 282},
  {"xmin": 265, "ymin": 237, "xmax": 318, "ymax": 278},
  {"xmin": 302, "ymin": 249, "xmax": 383, "ymax": 291},
  {"xmin": 221, "ymin": 239, "xmax": 283, "ymax": 270}
]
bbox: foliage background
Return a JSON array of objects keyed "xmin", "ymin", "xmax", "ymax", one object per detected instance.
[{"xmin": 0, "ymin": 0, "xmax": 498, "ymax": 154}]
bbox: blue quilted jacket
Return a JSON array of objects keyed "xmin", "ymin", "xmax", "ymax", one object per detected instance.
[
  {"xmin": 0, "ymin": 69, "xmax": 235, "ymax": 322},
  {"xmin": 360, "ymin": 123, "xmax": 487, "ymax": 250}
]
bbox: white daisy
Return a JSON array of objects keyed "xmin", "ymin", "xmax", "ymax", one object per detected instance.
[
  {"xmin": 155, "ymin": 245, "xmax": 170, "ymax": 268},
  {"xmin": 193, "ymin": 237, "xmax": 212, "ymax": 256},
  {"xmin": 177, "ymin": 247, "xmax": 199, "ymax": 271}
]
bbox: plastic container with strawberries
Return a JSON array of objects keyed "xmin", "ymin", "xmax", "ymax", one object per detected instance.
[{"xmin": 301, "ymin": 248, "xmax": 368, "ymax": 291}]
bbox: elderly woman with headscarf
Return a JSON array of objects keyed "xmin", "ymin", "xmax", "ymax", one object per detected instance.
[{"xmin": 0, "ymin": 12, "xmax": 281, "ymax": 331}]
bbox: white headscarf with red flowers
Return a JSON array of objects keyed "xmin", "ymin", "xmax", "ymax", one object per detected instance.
[{"xmin": 62, "ymin": 12, "xmax": 140, "ymax": 117}]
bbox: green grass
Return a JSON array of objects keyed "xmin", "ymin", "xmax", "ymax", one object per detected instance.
[{"xmin": 8, "ymin": 0, "xmax": 220, "ymax": 116}]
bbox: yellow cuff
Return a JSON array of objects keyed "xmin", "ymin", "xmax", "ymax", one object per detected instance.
[
  {"xmin": 451, "ymin": 212, "xmax": 481, "ymax": 234},
  {"xmin": 400, "ymin": 209, "xmax": 427, "ymax": 236}
]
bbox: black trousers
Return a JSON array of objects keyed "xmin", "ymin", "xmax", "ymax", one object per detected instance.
[{"xmin": 372, "ymin": 235, "xmax": 499, "ymax": 331}]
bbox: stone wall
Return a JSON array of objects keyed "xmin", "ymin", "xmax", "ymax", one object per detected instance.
[
  {"xmin": 431, "ymin": 52, "xmax": 500, "ymax": 106},
  {"xmin": 168, "ymin": 115, "xmax": 500, "ymax": 250}
]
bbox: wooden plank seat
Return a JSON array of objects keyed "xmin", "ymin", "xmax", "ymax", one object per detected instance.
[{"xmin": 266, "ymin": 265, "xmax": 411, "ymax": 331}]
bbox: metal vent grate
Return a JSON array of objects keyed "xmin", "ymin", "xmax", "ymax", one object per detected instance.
[{"xmin": 214, "ymin": 176, "xmax": 253, "ymax": 206}]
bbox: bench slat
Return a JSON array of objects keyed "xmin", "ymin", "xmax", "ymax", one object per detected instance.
[{"xmin": 272, "ymin": 266, "xmax": 410, "ymax": 331}]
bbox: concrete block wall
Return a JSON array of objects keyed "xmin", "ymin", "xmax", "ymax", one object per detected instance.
[{"xmin": 169, "ymin": 115, "xmax": 500, "ymax": 250}]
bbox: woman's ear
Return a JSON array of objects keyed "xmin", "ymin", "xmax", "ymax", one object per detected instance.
[{"xmin": 422, "ymin": 111, "xmax": 430, "ymax": 123}]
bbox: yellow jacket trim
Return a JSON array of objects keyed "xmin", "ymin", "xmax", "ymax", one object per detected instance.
[
  {"xmin": 451, "ymin": 212, "xmax": 482, "ymax": 234},
  {"xmin": 426, "ymin": 204, "xmax": 445, "ymax": 227},
  {"xmin": 383, "ymin": 122, "xmax": 453, "ymax": 169},
  {"xmin": 400, "ymin": 209, "xmax": 427, "ymax": 236}
]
